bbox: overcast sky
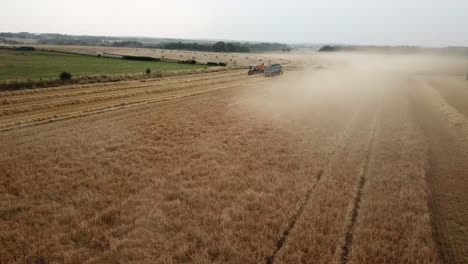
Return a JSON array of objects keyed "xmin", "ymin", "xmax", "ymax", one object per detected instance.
[{"xmin": 1, "ymin": 0, "xmax": 468, "ymax": 46}]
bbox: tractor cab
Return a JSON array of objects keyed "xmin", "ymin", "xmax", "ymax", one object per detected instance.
[{"xmin": 248, "ymin": 66, "xmax": 259, "ymax": 75}]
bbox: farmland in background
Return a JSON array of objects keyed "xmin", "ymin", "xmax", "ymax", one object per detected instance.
[
  {"xmin": 0, "ymin": 49, "xmax": 206, "ymax": 82},
  {"xmin": 24, "ymin": 45, "xmax": 288, "ymax": 67}
]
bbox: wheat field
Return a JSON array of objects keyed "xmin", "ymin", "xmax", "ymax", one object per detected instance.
[{"xmin": 1, "ymin": 51, "xmax": 468, "ymax": 264}]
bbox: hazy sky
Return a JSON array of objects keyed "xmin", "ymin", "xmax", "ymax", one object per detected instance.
[{"xmin": 2, "ymin": 0, "xmax": 468, "ymax": 46}]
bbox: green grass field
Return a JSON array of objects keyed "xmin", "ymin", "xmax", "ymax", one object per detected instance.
[{"xmin": 0, "ymin": 49, "xmax": 206, "ymax": 81}]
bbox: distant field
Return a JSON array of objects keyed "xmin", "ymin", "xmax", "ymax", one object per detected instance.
[{"xmin": 0, "ymin": 49, "xmax": 206, "ymax": 81}]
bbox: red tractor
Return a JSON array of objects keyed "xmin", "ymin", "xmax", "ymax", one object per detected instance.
[{"xmin": 248, "ymin": 63, "xmax": 265, "ymax": 75}]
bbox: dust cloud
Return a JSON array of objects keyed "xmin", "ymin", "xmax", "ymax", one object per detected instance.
[{"xmin": 239, "ymin": 51, "xmax": 468, "ymax": 122}]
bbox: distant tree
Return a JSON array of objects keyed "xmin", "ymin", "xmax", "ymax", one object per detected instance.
[
  {"xmin": 162, "ymin": 41, "xmax": 212, "ymax": 51},
  {"xmin": 238, "ymin": 46, "xmax": 250, "ymax": 53},
  {"xmin": 146, "ymin": 68, "xmax": 151, "ymax": 75},
  {"xmin": 213, "ymin": 41, "xmax": 226, "ymax": 52},
  {"xmin": 318, "ymin": 45, "xmax": 337, "ymax": 52},
  {"xmin": 226, "ymin": 43, "xmax": 236, "ymax": 52},
  {"xmin": 112, "ymin": 41, "xmax": 144, "ymax": 48},
  {"xmin": 59, "ymin": 72, "xmax": 72, "ymax": 82},
  {"xmin": 247, "ymin": 42, "xmax": 290, "ymax": 52}
]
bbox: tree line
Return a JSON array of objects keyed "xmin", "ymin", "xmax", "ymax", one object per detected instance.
[
  {"xmin": 0, "ymin": 32, "xmax": 292, "ymax": 53},
  {"xmin": 33, "ymin": 39, "xmax": 290, "ymax": 53},
  {"xmin": 154, "ymin": 41, "xmax": 291, "ymax": 53},
  {"xmin": 160, "ymin": 41, "xmax": 250, "ymax": 52}
]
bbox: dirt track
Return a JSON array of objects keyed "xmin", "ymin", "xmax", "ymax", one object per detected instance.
[{"xmin": 1, "ymin": 53, "xmax": 468, "ymax": 264}]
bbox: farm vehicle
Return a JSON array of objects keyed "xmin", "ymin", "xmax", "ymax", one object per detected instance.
[
  {"xmin": 248, "ymin": 63, "xmax": 283, "ymax": 77},
  {"xmin": 264, "ymin": 64, "xmax": 283, "ymax": 77},
  {"xmin": 248, "ymin": 63, "xmax": 265, "ymax": 75}
]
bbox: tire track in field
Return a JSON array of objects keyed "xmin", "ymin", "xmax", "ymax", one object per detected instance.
[
  {"xmin": 266, "ymin": 170, "xmax": 324, "ymax": 264},
  {"xmin": 265, "ymin": 104, "xmax": 365, "ymax": 264},
  {"xmin": 410, "ymin": 80, "xmax": 468, "ymax": 264},
  {"xmin": 338, "ymin": 107, "xmax": 380, "ymax": 264}
]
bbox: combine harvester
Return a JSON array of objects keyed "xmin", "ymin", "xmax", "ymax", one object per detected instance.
[{"xmin": 248, "ymin": 63, "xmax": 283, "ymax": 77}]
